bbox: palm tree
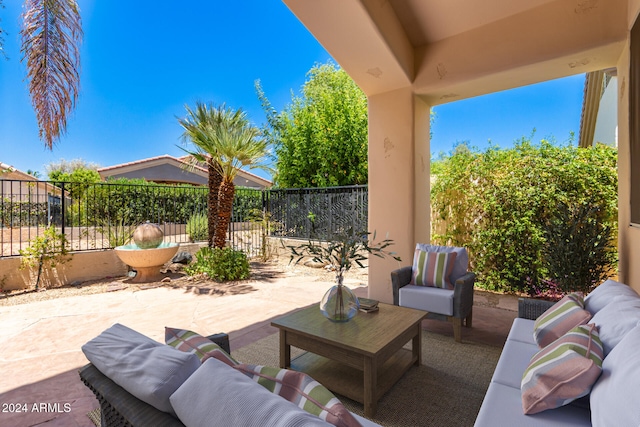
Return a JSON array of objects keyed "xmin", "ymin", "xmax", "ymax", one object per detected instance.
[
  {"xmin": 213, "ymin": 121, "xmax": 268, "ymax": 248},
  {"xmin": 178, "ymin": 103, "xmax": 263, "ymax": 248},
  {"xmin": 0, "ymin": 1, "xmax": 83, "ymax": 148},
  {"xmin": 0, "ymin": 1, "xmax": 6, "ymax": 59}
]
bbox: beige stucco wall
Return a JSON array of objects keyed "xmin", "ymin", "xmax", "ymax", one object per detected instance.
[
  {"xmin": 367, "ymin": 88, "xmax": 431, "ymax": 302},
  {"xmin": 0, "ymin": 243, "xmax": 204, "ymax": 291},
  {"xmin": 617, "ymin": 0, "xmax": 640, "ymax": 293}
]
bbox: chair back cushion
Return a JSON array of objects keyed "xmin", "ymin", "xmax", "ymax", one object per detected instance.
[
  {"xmin": 411, "ymin": 250, "xmax": 457, "ymax": 289},
  {"xmin": 415, "ymin": 244, "xmax": 469, "ymax": 283}
]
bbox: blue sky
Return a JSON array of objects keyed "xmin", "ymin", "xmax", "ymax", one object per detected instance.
[{"xmin": 0, "ymin": 1, "xmax": 584, "ymax": 180}]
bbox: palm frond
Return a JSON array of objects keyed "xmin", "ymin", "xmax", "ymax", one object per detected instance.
[
  {"xmin": 0, "ymin": 0, "xmax": 6, "ymax": 59},
  {"xmin": 21, "ymin": 0, "xmax": 83, "ymax": 149}
]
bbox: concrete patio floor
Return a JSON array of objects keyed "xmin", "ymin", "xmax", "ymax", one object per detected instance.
[{"xmin": 0, "ymin": 267, "xmax": 519, "ymax": 427}]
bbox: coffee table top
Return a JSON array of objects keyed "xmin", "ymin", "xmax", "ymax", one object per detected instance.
[{"xmin": 271, "ymin": 302, "xmax": 426, "ymax": 356}]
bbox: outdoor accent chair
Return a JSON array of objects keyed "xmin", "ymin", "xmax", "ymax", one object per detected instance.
[{"xmin": 391, "ymin": 244, "xmax": 475, "ymax": 342}]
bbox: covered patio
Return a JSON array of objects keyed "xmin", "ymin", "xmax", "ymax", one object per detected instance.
[
  {"xmin": 282, "ymin": 0, "xmax": 640, "ymax": 299},
  {"xmin": 0, "ymin": 266, "xmax": 519, "ymax": 427}
]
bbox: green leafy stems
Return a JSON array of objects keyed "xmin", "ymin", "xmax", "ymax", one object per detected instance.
[{"xmin": 288, "ymin": 229, "xmax": 401, "ymax": 285}]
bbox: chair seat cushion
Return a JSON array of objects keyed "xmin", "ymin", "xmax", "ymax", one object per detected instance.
[{"xmin": 399, "ymin": 285, "xmax": 454, "ymax": 316}]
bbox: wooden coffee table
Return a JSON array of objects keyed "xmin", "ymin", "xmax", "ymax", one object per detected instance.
[{"xmin": 271, "ymin": 302, "xmax": 427, "ymax": 417}]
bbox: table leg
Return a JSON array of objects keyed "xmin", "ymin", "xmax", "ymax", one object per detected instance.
[
  {"xmin": 413, "ymin": 324, "xmax": 422, "ymax": 366},
  {"xmin": 363, "ymin": 357, "xmax": 377, "ymax": 417},
  {"xmin": 279, "ymin": 330, "xmax": 291, "ymax": 368}
]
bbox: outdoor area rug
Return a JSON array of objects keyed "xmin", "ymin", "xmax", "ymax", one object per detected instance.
[{"xmin": 233, "ymin": 330, "xmax": 502, "ymax": 427}]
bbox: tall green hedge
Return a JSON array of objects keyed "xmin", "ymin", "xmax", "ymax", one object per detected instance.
[{"xmin": 431, "ymin": 139, "xmax": 618, "ymax": 294}]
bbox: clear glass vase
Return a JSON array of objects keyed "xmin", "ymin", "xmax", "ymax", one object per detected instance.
[{"xmin": 319, "ymin": 276, "xmax": 360, "ymax": 322}]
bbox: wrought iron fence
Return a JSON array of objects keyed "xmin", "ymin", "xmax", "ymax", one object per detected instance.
[
  {"xmin": 0, "ymin": 179, "xmax": 368, "ymax": 258},
  {"xmin": 267, "ymin": 185, "xmax": 368, "ymax": 240}
]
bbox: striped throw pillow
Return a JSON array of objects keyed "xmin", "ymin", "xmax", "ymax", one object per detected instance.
[
  {"xmin": 234, "ymin": 364, "xmax": 362, "ymax": 427},
  {"xmin": 533, "ymin": 293, "xmax": 591, "ymax": 348},
  {"xmin": 165, "ymin": 327, "xmax": 238, "ymax": 366},
  {"xmin": 411, "ymin": 250, "xmax": 457, "ymax": 289},
  {"xmin": 522, "ymin": 323, "xmax": 604, "ymax": 414}
]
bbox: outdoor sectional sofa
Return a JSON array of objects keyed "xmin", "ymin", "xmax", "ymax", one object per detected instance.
[
  {"xmin": 79, "ymin": 324, "xmax": 381, "ymax": 427},
  {"xmin": 474, "ymin": 279, "xmax": 640, "ymax": 426}
]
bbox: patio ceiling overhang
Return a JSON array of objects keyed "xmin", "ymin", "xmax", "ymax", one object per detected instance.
[
  {"xmin": 283, "ymin": 0, "xmax": 637, "ymax": 301},
  {"xmin": 284, "ymin": 0, "xmax": 628, "ymax": 104}
]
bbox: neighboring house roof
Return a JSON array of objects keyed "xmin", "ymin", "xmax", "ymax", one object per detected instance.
[
  {"xmin": 0, "ymin": 162, "xmax": 63, "ymax": 198},
  {"xmin": 98, "ymin": 155, "xmax": 272, "ymax": 189}
]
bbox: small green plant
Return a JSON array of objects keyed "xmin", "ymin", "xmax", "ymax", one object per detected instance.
[
  {"xmin": 19, "ymin": 226, "xmax": 72, "ymax": 290},
  {"xmin": 186, "ymin": 213, "xmax": 208, "ymax": 242},
  {"xmin": 246, "ymin": 208, "xmax": 282, "ymax": 262},
  {"xmin": 98, "ymin": 218, "xmax": 137, "ymax": 247},
  {"xmin": 289, "ymin": 229, "xmax": 401, "ymax": 285},
  {"xmin": 185, "ymin": 247, "xmax": 250, "ymax": 281}
]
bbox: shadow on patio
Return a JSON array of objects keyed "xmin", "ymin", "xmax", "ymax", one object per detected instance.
[{"xmin": 0, "ymin": 274, "xmax": 518, "ymax": 427}]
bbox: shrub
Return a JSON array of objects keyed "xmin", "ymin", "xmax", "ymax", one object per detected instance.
[
  {"xmin": 186, "ymin": 213, "xmax": 208, "ymax": 242},
  {"xmin": 431, "ymin": 139, "xmax": 618, "ymax": 294},
  {"xmin": 19, "ymin": 226, "xmax": 72, "ymax": 290},
  {"xmin": 542, "ymin": 201, "xmax": 617, "ymax": 295},
  {"xmin": 185, "ymin": 247, "xmax": 250, "ymax": 281}
]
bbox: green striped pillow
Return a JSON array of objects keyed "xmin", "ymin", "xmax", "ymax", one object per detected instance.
[
  {"xmin": 522, "ymin": 323, "xmax": 604, "ymax": 414},
  {"xmin": 533, "ymin": 292, "xmax": 591, "ymax": 348},
  {"xmin": 234, "ymin": 364, "xmax": 361, "ymax": 427},
  {"xmin": 165, "ymin": 327, "xmax": 238, "ymax": 366},
  {"xmin": 411, "ymin": 250, "xmax": 457, "ymax": 289}
]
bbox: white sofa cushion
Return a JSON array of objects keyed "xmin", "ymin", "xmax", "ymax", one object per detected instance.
[
  {"xmin": 506, "ymin": 318, "xmax": 537, "ymax": 345},
  {"xmin": 170, "ymin": 358, "xmax": 335, "ymax": 427},
  {"xmin": 590, "ymin": 297, "xmax": 640, "ymax": 355},
  {"xmin": 82, "ymin": 323, "xmax": 200, "ymax": 415},
  {"xmin": 590, "ymin": 325, "xmax": 640, "ymax": 426},
  {"xmin": 584, "ymin": 279, "xmax": 640, "ymax": 315},
  {"xmin": 399, "ymin": 284, "xmax": 454, "ymax": 316},
  {"xmin": 491, "ymin": 338, "xmax": 539, "ymax": 389},
  {"xmin": 415, "ymin": 244, "xmax": 468, "ymax": 283},
  {"xmin": 474, "ymin": 382, "xmax": 591, "ymax": 427}
]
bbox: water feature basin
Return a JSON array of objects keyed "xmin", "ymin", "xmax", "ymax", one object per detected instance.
[{"xmin": 114, "ymin": 242, "xmax": 179, "ymax": 283}]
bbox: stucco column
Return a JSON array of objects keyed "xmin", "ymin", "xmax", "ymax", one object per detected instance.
[{"xmin": 367, "ymin": 87, "xmax": 431, "ymax": 302}]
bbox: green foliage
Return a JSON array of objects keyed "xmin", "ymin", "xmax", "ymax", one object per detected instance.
[
  {"xmin": 542, "ymin": 202, "xmax": 617, "ymax": 295},
  {"xmin": 289, "ymin": 229, "xmax": 401, "ymax": 283},
  {"xmin": 50, "ymin": 167, "xmax": 102, "ymax": 200},
  {"xmin": 98, "ymin": 216, "xmax": 137, "ymax": 248},
  {"xmin": 67, "ymin": 178, "xmax": 207, "ymax": 227},
  {"xmin": 245, "ymin": 208, "xmax": 283, "ymax": 262},
  {"xmin": 431, "ymin": 139, "xmax": 618, "ymax": 294},
  {"xmin": 185, "ymin": 247, "xmax": 250, "ymax": 282},
  {"xmin": 186, "ymin": 213, "xmax": 208, "ymax": 242},
  {"xmin": 257, "ymin": 61, "xmax": 368, "ymax": 187},
  {"xmin": 19, "ymin": 226, "xmax": 72, "ymax": 290}
]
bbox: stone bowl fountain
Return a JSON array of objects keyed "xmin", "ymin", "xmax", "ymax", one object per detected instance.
[{"xmin": 114, "ymin": 222, "xmax": 179, "ymax": 283}]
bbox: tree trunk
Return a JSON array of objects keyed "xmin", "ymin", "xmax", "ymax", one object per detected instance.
[
  {"xmin": 214, "ymin": 179, "xmax": 235, "ymax": 249},
  {"xmin": 207, "ymin": 162, "xmax": 222, "ymax": 248}
]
